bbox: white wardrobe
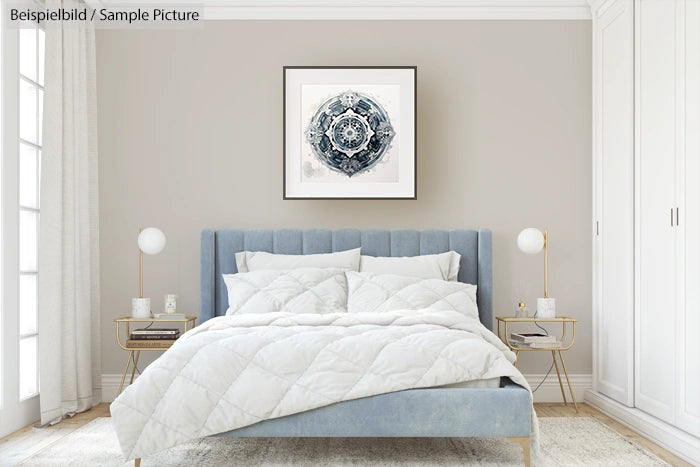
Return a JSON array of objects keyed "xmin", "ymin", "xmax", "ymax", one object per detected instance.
[{"xmin": 590, "ymin": 0, "xmax": 700, "ymax": 463}]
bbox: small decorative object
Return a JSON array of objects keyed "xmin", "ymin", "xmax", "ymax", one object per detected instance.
[
  {"xmin": 164, "ymin": 294, "xmax": 178, "ymax": 314},
  {"xmin": 131, "ymin": 297, "xmax": 151, "ymax": 319},
  {"xmin": 283, "ymin": 66, "xmax": 416, "ymax": 199},
  {"xmin": 134, "ymin": 227, "xmax": 166, "ymax": 317},
  {"xmin": 517, "ymin": 227, "xmax": 556, "ymax": 318},
  {"xmin": 516, "ymin": 302, "xmax": 529, "ymax": 318}
]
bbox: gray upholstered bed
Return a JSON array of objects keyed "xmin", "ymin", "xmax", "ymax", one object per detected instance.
[{"xmin": 199, "ymin": 228, "xmax": 532, "ymax": 465}]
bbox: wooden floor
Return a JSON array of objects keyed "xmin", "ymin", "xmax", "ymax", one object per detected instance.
[
  {"xmin": 0, "ymin": 404, "xmax": 111, "ymax": 466},
  {"xmin": 0, "ymin": 402, "xmax": 691, "ymax": 466}
]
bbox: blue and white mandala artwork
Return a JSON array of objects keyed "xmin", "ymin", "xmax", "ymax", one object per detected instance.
[
  {"xmin": 284, "ymin": 66, "xmax": 415, "ymax": 198},
  {"xmin": 304, "ymin": 91, "xmax": 396, "ymax": 178}
]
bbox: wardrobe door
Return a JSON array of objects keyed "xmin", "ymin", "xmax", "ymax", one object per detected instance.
[
  {"xmin": 676, "ymin": 0, "xmax": 700, "ymax": 437},
  {"xmin": 634, "ymin": 0, "xmax": 677, "ymax": 424},
  {"xmin": 593, "ymin": 0, "xmax": 635, "ymax": 406}
]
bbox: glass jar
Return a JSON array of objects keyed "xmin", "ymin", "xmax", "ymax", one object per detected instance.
[
  {"xmin": 163, "ymin": 294, "xmax": 178, "ymax": 314},
  {"xmin": 516, "ymin": 302, "xmax": 529, "ymax": 318}
]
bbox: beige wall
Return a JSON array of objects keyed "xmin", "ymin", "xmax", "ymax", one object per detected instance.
[{"xmin": 96, "ymin": 20, "xmax": 591, "ymax": 376}]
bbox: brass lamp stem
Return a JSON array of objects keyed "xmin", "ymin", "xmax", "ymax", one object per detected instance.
[
  {"xmin": 139, "ymin": 228, "xmax": 143, "ymax": 298},
  {"xmin": 543, "ymin": 229, "xmax": 548, "ymax": 299}
]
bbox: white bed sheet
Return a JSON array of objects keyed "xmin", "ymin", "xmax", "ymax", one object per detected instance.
[{"xmin": 440, "ymin": 377, "xmax": 501, "ymax": 389}]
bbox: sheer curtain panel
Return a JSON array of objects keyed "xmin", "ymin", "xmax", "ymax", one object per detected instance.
[{"xmin": 38, "ymin": 0, "xmax": 101, "ymax": 425}]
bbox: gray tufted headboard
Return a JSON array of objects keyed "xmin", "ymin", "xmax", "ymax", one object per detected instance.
[{"xmin": 200, "ymin": 229, "xmax": 493, "ymax": 330}]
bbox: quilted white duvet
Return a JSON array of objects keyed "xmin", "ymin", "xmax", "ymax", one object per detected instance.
[{"xmin": 111, "ymin": 309, "xmax": 532, "ymax": 460}]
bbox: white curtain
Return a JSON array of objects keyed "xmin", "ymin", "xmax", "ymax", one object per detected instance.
[{"xmin": 38, "ymin": 0, "xmax": 101, "ymax": 425}]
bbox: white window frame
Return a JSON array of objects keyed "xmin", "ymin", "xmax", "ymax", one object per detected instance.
[
  {"xmin": 0, "ymin": 11, "xmax": 43, "ymax": 437},
  {"xmin": 17, "ymin": 23, "xmax": 42, "ymax": 402}
]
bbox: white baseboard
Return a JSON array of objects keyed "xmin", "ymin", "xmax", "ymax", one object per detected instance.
[
  {"xmin": 526, "ymin": 373, "xmax": 591, "ymax": 404},
  {"xmin": 585, "ymin": 390, "xmax": 700, "ymax": 466},
  {"xmin": 102, "ymin": 374, "xmax": 129, "ymax": 404},
  {"xmin": 101, "ymin": 373, "xmax": 592, "ymax": 404}
]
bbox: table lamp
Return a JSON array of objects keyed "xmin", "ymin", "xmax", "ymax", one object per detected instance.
[
  {"xmin": 132, "ymin": 227, "xmax": 166, "ymax": 318},
  {"xmin": 517, "ymin": 227, "xmax": 555, "ymax": 318}
]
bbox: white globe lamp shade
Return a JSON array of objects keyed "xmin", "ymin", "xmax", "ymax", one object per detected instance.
[
  {"xmin": 517, "ymin": 228, "xmax": 544, "ymax": 254},
  {"xmin": 138, "ymin": 227, "xmax": 166, "ymax": 255}
]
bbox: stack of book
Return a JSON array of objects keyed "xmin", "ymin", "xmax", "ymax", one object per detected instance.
[
  {"xmin": 509, "ymin": 332, "xmax": 561, "ymax": 348},
  {"xmin": 130, "ymin": 328, "xmax": 180, "ymax": 340},
  {"xmin": 127, "ymin": 328, "xmax": 180, "ymax": 348}
]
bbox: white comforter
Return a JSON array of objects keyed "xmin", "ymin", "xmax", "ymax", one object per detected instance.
[{"xmin": 110, "ymin": 309, "xmax": 532, "ymax": 460}]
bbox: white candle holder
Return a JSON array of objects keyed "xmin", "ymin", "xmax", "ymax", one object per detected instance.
[{"xmin": 164, "ymin": 294, "xmax": 178, "ymax": 314}]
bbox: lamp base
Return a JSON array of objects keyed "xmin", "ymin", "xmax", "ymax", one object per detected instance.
[
  {"xmin": 536, "ymin": 298, "xmax": 556, "ymax": 318},
  {"xmin": 132, "ymin": 297, "xmax": 151, "ymax": 318}
]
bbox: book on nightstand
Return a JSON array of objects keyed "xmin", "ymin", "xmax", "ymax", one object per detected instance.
[
  {"xmin": 131, "ymin": 328, "xmax": 179, "ymax": 334},
  {"xmin": 510, "ymin": 332, "xmax": 557, "ymax": 344},
  {"xmin": 130, "ymin": 328, "xmax": 180, "ymax": 340},
  {"xmin": 130, "ymin": 333, "xmax": 179, "ymax": 340},
  {"xmin": 527, "ymin": 340, "xmax": 562, "ymax": 348},
  {"xmin": 126, "ymin": 339, "xmax": 177, "ymax": 348},
  {"xmin": 509, "ymin": 340, "xmax": 562, "ymax": 349}
]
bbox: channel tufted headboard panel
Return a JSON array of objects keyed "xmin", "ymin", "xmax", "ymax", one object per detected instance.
[{"xmin": 200, "ymin": 229, "xmax": 493, "ymax": 330}]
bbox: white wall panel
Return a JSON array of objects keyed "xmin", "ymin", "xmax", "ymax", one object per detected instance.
[
  {"xmin": 635, "ymin": 0, "xmax": 677, "ymax": 425},
  {"xmin": 593, "ymin": 0, "xmax": 634, "ymax": 406},
  {"xmin": 676, "ymin": 0, "xmax": 700, "ymax": 438}
]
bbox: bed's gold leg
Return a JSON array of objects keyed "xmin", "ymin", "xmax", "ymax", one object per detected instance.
[
  {"xmin": 507, "ymin": 437, "xmax": 530, "ymax": 467},
  {"xmin": 134, "ymin": 458, "xmax": 141, "ymax": 467}
]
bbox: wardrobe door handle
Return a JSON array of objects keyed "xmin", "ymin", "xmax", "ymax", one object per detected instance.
[
  {"xmin": 671, "ymin": 208, "xmax": 674, "ymax": 226},
  {"xmin": 676, "ymin": 207, "xmax": 679, "ymax": 226}
]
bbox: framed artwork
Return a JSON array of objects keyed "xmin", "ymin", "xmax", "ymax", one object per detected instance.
[{"xmin": 283, "ymin": 66, "xmax": 416, "ymax": 199}]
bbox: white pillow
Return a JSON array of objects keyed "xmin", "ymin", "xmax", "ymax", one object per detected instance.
[
  {"xmin": 346, "ymin": 271, "xmax": 478, "ymax": 319},
  {"xmin": 359, "ymin": 251, "xmax": 461, "ymax": 281},
  {"xmin": 235, "ymin": 248, "xmax": 361, "ymax": 273},
  {"xmin": 223, "ymin": 267, "xmax": 348, "ymax": 315}
]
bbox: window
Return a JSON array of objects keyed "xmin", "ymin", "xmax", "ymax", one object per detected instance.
[
  {"xmin": 1, "ymin": 10, "xmax": 45, "ymax": 438},
  {"xmin": 17, "ymin": 24, "xmax": 43, "ymax": 400}
]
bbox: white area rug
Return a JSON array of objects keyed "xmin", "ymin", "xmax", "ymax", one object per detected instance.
[{"xmin": 19, "ymin": 417, "xmax": 668, "ymax": 466}]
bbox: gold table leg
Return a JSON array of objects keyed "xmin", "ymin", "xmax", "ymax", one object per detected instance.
[
  {"xmin": 118, "ymin": 350, "xmax": 133, "ymax": 395},
  {"xmin": 507, "ymin": 437, "xmax": 530, "ymax": 467},
  {"xmin": 557, "ymin": 350, "xmax": 579, "ymax": 413},
  {"xmin": 551, "ymin": 350, "xmax": 568, "ymax": 406},
  {"xmin": 130, "ymin": 351, "xmax": 141, "ymax": 385},
  {"xmin": 513, "ymin": 350, "xmax": 520, "ymax": 367}
]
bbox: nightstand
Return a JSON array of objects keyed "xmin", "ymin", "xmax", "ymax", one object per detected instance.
[
  {"xmin": 496, "ymin": 316, "xmax": 578, "ymax": 412},
  {"xmin": 114, "ymin": 316, "xmax": 197, "ymax": 395}
]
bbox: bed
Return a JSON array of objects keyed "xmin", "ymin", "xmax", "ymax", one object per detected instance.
[
  {"xmin": 112, "ymin": 228, "xmax": 534, "ymax": 466},
  {"xmin": 200, "ymin": 228, "xmax": 532, "ymax": 464}
]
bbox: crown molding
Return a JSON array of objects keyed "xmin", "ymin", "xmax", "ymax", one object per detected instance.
[
  {"xmin": 83, "ymin": 0, "xmax": 592, "ymax": 21},
  {"xmin": 587, "ymin": 0, "xmax": 617, "ymax": 17}
]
